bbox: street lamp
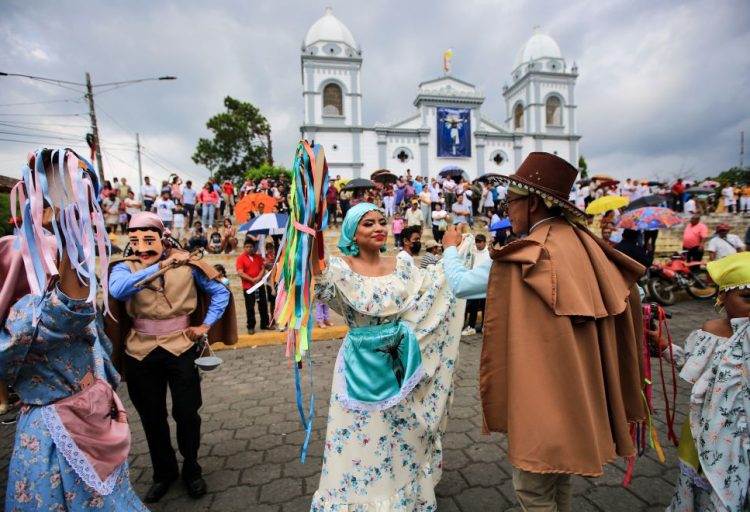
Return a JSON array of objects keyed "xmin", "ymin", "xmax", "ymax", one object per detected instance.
[{"xmin": 0, "ymin": 72, "xmax": 177, "ymax": 182}]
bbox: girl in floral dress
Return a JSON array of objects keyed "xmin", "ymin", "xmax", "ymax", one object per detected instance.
[
  {"xmin": 667, "ymin": 252, "xmax": 750, "ymax": 512},
  {"xmin": 310, "ymin": 203, "xmax": 471, "ymax": 511},
  {"xmin": 1, "ymin": 149, "xmax": 145, "ymax": 510}
]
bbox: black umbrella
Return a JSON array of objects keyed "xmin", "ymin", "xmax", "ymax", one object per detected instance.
[
  {"xmin": 624, "ymin": 194, "xmax": 665, "ymax": 211},
  {"xmin": 370, "ymin": 170, "xmax": 397, "ymax": 184},
  {"xmin": 477, "ymin": 173, "xmax": 504, "ymax": 184},
  {"xmin": 647, "ymin": 181, "xmax": 662, "ymax": 187},
  {"xmin": 439, "ymin": 166, "xmax": 466, "ymax": 178},
  {"xmin": 342, "ymin": 178, "xmax": 376, "ymax": 190},
  {"xmin": 685, "ymin": 187, "xmax": 715, "ymax": 195}
]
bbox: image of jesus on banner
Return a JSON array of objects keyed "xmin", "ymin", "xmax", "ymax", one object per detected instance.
[{"xmin": 437, "ymin": 107, "xmax": 471, "ymax": 157}]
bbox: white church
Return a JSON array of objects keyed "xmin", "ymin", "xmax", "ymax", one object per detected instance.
[{"xmin": 300, "ymin": 8, "xmax": 581, "ymax": 180}]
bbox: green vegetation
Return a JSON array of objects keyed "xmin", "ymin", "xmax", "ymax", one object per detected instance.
[{"xmin": 192, "ymin": 96, "xmax": 272, "ymax": 182}]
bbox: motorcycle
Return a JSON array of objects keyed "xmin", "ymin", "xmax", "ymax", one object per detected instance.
[{"xmin": 646, "ymin": 252, "xmax": 718, "ymax": 306}]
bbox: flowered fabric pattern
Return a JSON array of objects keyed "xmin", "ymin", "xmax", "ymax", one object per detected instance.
[
  {"xmin": 0, "ymin": 288, "xmax": 146, "ymax": 511},
  {"xmin": 310, "ymin": 246, "xmax": 470, "ymax": 511},
  {"xmin": 667, "ymin": 319, "xmax": 750, "ymax": 512}
]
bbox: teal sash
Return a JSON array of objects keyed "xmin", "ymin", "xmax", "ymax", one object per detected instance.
[{"xmin": 340, "ymin": 321, "xmax": 424, "ymax": 411}]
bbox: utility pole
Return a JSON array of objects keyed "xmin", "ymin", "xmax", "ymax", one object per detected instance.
[
  {"xmin": 136, "ymin": 132, "xmax": 144, "ymax": 189},
  {"xmin": 741, "ymin": 130, "xmax": 745, "ymax": 169},
  {"xmin": 85, "ymin": 72, "xmax": 105, "ymax": 182}
]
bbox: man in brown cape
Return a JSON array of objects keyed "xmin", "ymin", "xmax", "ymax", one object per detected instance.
[
  {"xmin": 442, "ymin": 152, "xmax": 645, "ymax": 511},
  {"xmin": 104, "ymin": 212, "xmax": 237, "ymax": 503}
]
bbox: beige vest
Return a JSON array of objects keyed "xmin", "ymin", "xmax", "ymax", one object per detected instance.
[{"xmin": 124, "ymin": 261, "xmax": 197, "ymax": 360}]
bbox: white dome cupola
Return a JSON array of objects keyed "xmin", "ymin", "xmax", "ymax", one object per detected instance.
[
  {"xmin": 302, "ymin": 7, "xmax": 361, "ymax": 58},
  {"xmin": 512, "ymin": 27, "xmax": 566, "ymax": 81}
]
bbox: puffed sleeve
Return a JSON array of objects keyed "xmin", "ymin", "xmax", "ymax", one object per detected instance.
[
  {"xmin": 0, "ymin": 288, "xmax": 96, "ymax": 385},
  {"xmin": 313, "ymin": 257, "xmax": 344, "ymax": 315},
  {"xmin": 679, "ymin": 329, "xmax": 723, "ymax": 384}
]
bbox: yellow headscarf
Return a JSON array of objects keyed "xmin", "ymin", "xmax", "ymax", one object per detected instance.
[{"xmin": 706, "ymin": 252, "xmax": 750, "ymax": 291}]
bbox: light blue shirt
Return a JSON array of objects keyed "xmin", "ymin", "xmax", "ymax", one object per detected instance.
[
  {"xmin": 182, "ymin": 187, "xmax": 197, "ymax": 205},
  {"xmin": 443, "ymin": 246, "xmax": 491, "ymax": 300},
  {"xmin": 109, "ymin": 262, "xmax": 230, "ymax": 326}
]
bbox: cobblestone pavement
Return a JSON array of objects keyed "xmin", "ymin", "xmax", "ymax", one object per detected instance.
[{"xmin": 0, "ymin": 298, "xmax": 719, "ymax": 511}]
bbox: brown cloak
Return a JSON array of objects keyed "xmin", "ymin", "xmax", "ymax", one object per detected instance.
[
  {"xmin": 103, "ymin": 250, "xmax": 238, "ymax": 375},
  {"xmin": 481, "ymin": 218, "xmax": 645, "ymax": 476}
]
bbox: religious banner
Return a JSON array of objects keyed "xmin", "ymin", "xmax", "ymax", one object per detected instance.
[{"xmin": 437, "ymin": 107, "xmax": 471, "ymax": 157}]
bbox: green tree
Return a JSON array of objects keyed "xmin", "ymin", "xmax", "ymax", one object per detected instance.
[
  {"xmin": 245, "ymin": 163, "xmax": 292, "ymax": 182},
  {"xmin": 578, "ymin": 155, "xmax": 589, "ymax": 179},
  {"xmin": 709, "ymin": 166, "xmax": 750, "ymax": 186},
  {"xmin": 192, "ymin": 96, "xmax": 271, "ymax": 181},
  {"xmin": 0, "ymin": 193, "xmax": 11, "ymax": 237}
]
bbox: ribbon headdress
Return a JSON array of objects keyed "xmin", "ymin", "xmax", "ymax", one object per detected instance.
[{"xmin": 10, "ymin": 148, "xmax": 111, "ymax": 318}]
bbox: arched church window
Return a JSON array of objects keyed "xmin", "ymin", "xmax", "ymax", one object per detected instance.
[
  {"xmin": 323, "ymin": 83, "xmax": 343, "ymax": 116},
  {"xmin": 545, "ymin": 96, "xmax": 562, "ymax": 126},
  {"xmin": 513, "ymin": 103, "xmax": 524, "ymax": 130}
]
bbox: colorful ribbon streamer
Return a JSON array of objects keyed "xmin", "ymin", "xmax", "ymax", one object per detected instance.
[{"xmin": 273, "ymin": 141, "xmax": 329, "ymax": 462}]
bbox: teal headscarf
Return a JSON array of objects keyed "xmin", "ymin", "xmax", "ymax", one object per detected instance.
[{"xmin": 337, "ymin": 202, "xmax": 386, "ymax": 255}]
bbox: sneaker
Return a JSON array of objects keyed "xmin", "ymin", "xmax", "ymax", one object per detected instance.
[
  {"xmin": 461, "ymin": 327, "xmax": 476, "ymax": 336},
  {"xmin": 247, "ymin": 329, "xmax": 256, "ymax": 335}
]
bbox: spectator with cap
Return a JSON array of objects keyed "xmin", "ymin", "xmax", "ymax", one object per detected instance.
[
  {"xmin": 462, "ymin": 234, "xmax": 490, "ymax": 336},
  {"xmin": 707, "ymin": 223, "xmax": 745, "ymax": 260},
  {"xmin": 405, "ymin": 199, "xmax": 424, "ymax": 230},
  {"xmin": 420, "ymin": 240, "xmax": 441, "ymax": 269}
]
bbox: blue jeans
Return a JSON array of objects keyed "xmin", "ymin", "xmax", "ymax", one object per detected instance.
[{"xmin": 201, "ymin": 203, "xmax": 216, "ymax": 228}]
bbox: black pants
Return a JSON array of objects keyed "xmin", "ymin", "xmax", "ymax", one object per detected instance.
[
  {"xmin": 183, "ymin": 204, "xmax": 195, "ymax": 226},
  {"xmin": 432, "ymin": 225, "xmax": 443, "ymax": 243},
  {"xmin": 327, "ymin": 203, "xmax": 338, "ymax": 226},
  {"xmin": 244, "ymin": 286, "xmax": 269, "ymax": 330},
  {"xmin": 465, "ymin": 298, "xmax": 486, "ymax": 329},
  {"xmin": 126, "ymin": 347, "xmax": 203, "ymax": 483},
  {"xmin": 684, "ymin": 246, "xmax": 704, "ymax": 262}
]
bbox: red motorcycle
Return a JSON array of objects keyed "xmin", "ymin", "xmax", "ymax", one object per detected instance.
[{"xmin": 646, "ymin": 252, "xmax": 718, "ymax": 306}]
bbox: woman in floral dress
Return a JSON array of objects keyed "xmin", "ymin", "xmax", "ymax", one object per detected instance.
[
  {"xmin": 1, "ymin": 149, "xmax": 145, "ymax": 510},
  {"xmin": 667, "ymin": 252, "xmax": 750, "ymax": 512},
  {"xmin": 310, "ymin": 203, "xmax": 471, "ymax": 511}
]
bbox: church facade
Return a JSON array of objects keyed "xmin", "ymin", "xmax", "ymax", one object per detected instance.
[{"xmin": 300, "ymin": 8, "xmax": 581, "ymax": 180}]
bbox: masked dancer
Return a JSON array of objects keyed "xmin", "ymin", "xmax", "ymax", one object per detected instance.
[
  {"xmin": 106, "ymin": 212, "xmax": 237, "ymax": 502},
  {"xmin": 0, "ymin": 148, "xmax": 145, "ymax": 510},
  {"xmin": 310, "ymin": 202, "xmax": 472, "ymax": 510}
]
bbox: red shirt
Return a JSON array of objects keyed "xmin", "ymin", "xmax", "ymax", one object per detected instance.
[
  {"xmin": 671, "ymin": 182, "xmax": 685, "ymax": 195},
  {"xmin": 236, "ymin": 252, "xmax": 264, "ymax": 290},
  {"xmin": 223, "ymin": 183, "xmax": 234, "ymax": 196}
]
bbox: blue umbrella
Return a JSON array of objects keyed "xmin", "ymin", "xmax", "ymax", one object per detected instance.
[
  {"xmin": 489, "ymin": 218, "xmax": 512, "ymax": 231},
  {"xmin": 439, "ymin": 166, "xmax": 469, "ymax": 181},
  {"xmin": 238, "ymin": 213, "xmax": 289, "ymax": 234}
]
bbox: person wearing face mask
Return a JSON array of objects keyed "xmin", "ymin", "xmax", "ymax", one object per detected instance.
[
  {"xmin": 398, "ymin": 225, "xmax": 422, "ymax": 263},
  {"xmin": 105, "ymin": 212, "xmax": 237, "ymax": 503},
  {"xmin": 440, "ymin": 152, "xmax": 646, "ymax": 511},
  {"xmin": 310, "ymin": 202, "xmax": 473, "ymax": 510}
]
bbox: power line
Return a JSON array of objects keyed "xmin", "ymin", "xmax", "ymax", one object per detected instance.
[
  {"xmin": 0, "ymin": 97, "xmax": 85, "ymax": 108},
  {"xmin": 0, "ymin": 119, "xmax": 90, "ymax": 129},
  {"xmin": 0, "ymin": 130, "xmax": 85, "ymax": 143},
  {"xmin": 0, "ymin": 112, "xmax": 86, "ymax": 117}
]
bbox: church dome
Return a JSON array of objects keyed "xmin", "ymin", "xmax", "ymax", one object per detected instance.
[
  {"xmin": 303, "ymin": 7, "xmax": 359, "ymax": 51},
  {"xmin": 514, "ymin": 27, "xmax": 562, "ymax": 69}
]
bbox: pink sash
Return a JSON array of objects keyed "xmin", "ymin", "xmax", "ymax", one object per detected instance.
[{"xmin": 42, "ymin": 378, "xmax": 131, "ymax": 496}]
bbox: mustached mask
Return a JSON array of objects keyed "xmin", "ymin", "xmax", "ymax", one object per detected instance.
[{"xmin": 126, "ymin": 212, "xmax": 166, "ymax": 266}]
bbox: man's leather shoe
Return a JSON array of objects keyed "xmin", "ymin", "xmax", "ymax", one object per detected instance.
[
  {"xmin": 144, "ymin": 480, "xmax": 173, "ymax": 503},
  {"xmin": 185, "ymin": 476, "xmax": 207, "ymax": 498}
]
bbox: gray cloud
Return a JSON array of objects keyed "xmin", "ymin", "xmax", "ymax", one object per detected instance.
[{"xmin": 1, "ymin": 0, "xmax": 748, "ymax": 184}]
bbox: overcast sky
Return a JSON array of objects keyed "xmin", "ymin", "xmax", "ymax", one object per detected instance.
[{"xmin": 1, "ymin": 0, "xmax": 748, "ymax": 185}]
